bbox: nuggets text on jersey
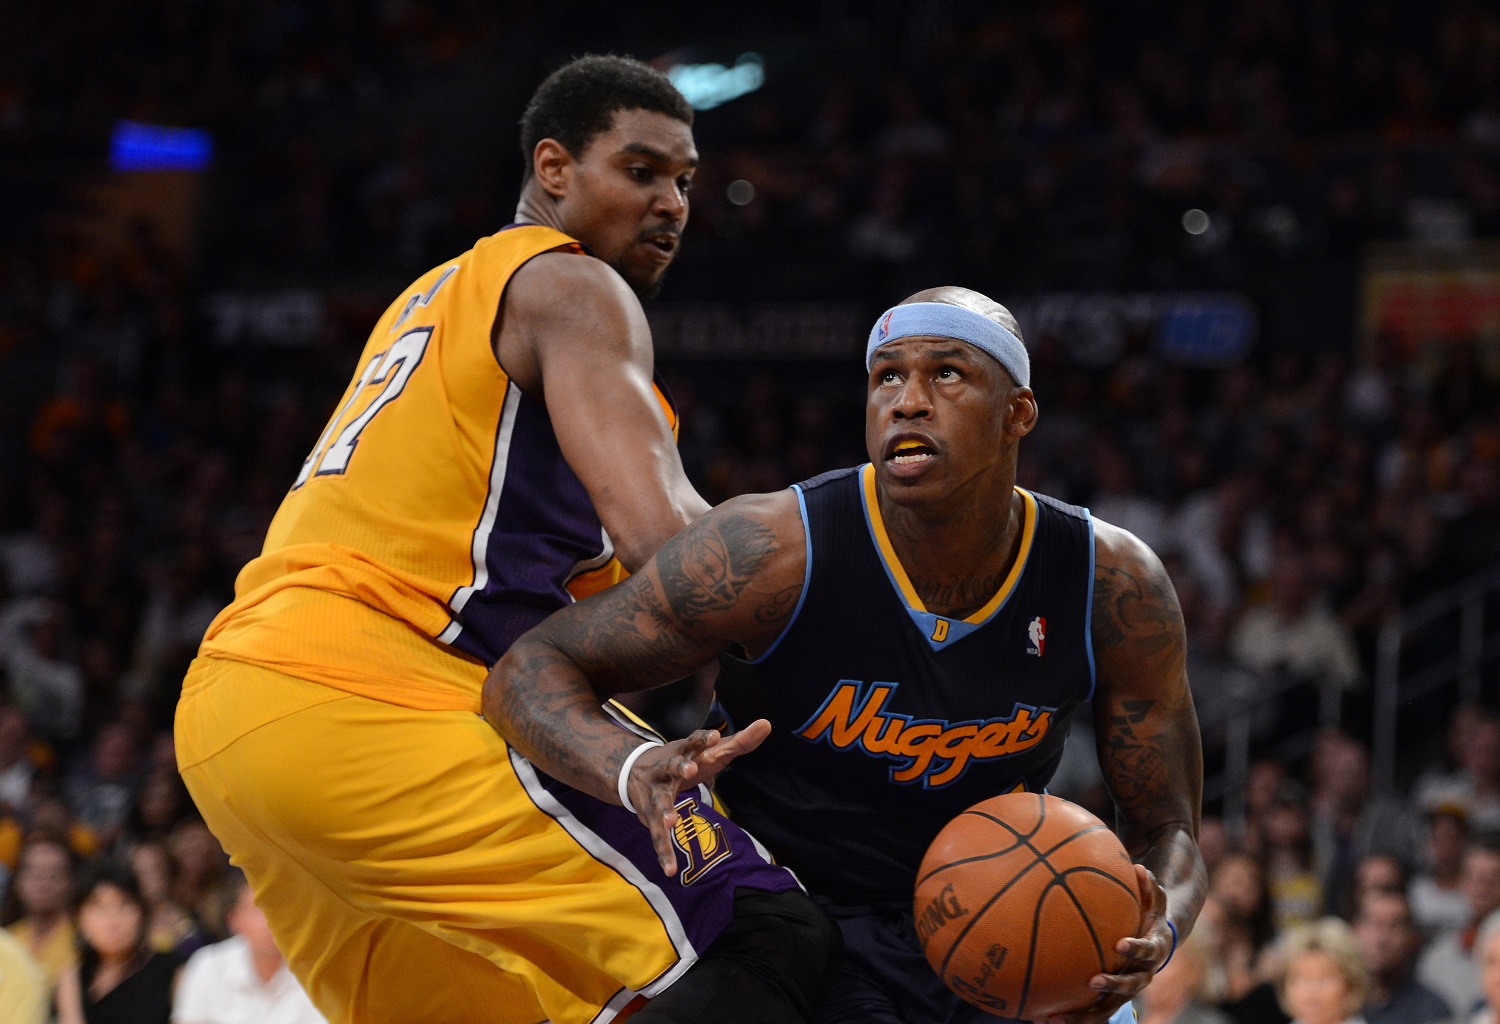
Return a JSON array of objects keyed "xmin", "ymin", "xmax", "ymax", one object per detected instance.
[{"xmin": 795, "ymin": 681, "xmax": 1056, "ymax": 788}]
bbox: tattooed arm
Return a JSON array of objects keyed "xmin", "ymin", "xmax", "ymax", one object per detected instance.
[
  {"xmin": 482, "ymin": 490, "xmax": 806, "ymax": 874},
  {"xmin": 1045, "ymin": 520, "xmax": 1206, "ymax": 1024}
]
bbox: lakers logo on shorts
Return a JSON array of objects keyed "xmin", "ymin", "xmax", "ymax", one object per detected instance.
[{"xmin": 672, "ymin": 797, "xmax": 733, "ymax": 885}]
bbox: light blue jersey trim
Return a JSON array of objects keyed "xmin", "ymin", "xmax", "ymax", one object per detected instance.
[
  {"xmin": 745, "ymin": 485, "xmax": 813, "ymax": 664},
  {"xmin": 1084, "ymin": 509, "xmax": 1098, "ymax": 702}
]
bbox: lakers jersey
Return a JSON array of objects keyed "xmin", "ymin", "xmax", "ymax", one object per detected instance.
[
  {"xmin": 714, "ymin": 465, "xmax": 1095, "ymax": 907},
  {"xmin": 201, "ymin": 225, "xmax": 676, "ymax": 711}
]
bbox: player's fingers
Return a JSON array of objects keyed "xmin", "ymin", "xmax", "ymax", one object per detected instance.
[
  {"xmin": 1088, "ymin": 966, "xmax": 1155, "ymax": 999},
  {"xmin": 647, "ymin": 798, "xmax": 681, "ymax": 877},
  {"xmin": 1119, "ymin": 865, "xmax": 1167, "ymax": 961},
  {"xmin": 1115, "ymin": 935, "xmax": 1165, "ymax": 967},
  {"xmin": 700, "ymin": 718, "xmax": 771, "ymax": 763},
  {"xmin": 673, "ymin": 728, "xmax": 721, "ymax": 759},
  {"xmin": 1134, "ymin": 864, "xmax": 1166, "ymax": 923},
  {"xmin": 631, "ymin": 747, "xmax": 702, "ymax": 875}
]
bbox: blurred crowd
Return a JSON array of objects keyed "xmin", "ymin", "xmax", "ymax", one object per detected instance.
[
  {"xmin": 1126, "ymin": 721, "xmax": 1500, "ymax": 1024},
  {"xmin": 3, "ymin": 1, "xmax": 1500, "ymax": 1022}
]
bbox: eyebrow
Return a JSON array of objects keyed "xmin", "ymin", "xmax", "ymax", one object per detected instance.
[
  {"xmin": 621, "ymin": 142, "xmax": 699, "ymax": 168},
  {"xmin": 926, "ymin": 346, "xmax": 975, "ymax": 362}
]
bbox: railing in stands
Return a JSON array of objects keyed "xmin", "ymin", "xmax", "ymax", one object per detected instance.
[
  {"xmin": 1204, "ymin": 562, "xmax": 1500, "ymax": 834},
  {"xmin": 1371, "ymin": 563, "xmax": 1500, "ymax": 796}
]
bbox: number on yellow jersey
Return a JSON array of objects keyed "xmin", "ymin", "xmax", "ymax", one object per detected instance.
[{"xmin": 293, "ymin": 326, "xmax": 433, "ymax": 486}]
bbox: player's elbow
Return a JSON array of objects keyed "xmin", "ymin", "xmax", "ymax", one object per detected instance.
[
  {"xmin": 481, "ymin": 638, "xmax": 570, "ymax": 734},
  {"xmin": 610, "ymin": 501, "xmax": 701, "ymax": 573}
]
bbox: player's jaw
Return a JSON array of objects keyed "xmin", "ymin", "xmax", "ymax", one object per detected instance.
[{"xmin": 608, "ymin": 221, "xmax": 681, "ymax": 299}]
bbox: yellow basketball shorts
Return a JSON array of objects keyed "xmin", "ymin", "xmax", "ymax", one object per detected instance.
[{"xmin": 175, "ymin": 656, "xmax": 799, "ymax": 1024}]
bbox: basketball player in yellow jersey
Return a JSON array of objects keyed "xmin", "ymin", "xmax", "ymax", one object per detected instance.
[{"xmin": 175, "ymin": 56, "xmax": 837, "ymax": 1024}]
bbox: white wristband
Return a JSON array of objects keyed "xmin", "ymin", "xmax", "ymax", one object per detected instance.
[{"xmin": 617, "ymin": 740, "xmax": 665, "ymax": 815}]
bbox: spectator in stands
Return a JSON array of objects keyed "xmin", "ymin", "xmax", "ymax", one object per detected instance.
[
  {"xmin": 66, "ymin": 721, "xmax": 142, "ymax": 849},
  {"xmin": 1354, "ymin": 890, "xmax": 1450, "ymax": 1024},
  {"xmin": 1412, "ymin": 709, "xmax": 1500, "ymax": 837},
  {"xmin": 1417, "ymin": 834, "xmax": 1500, "ymax": 1018},
  {"xmin": 55, "ymin": 861, "xmax": 178, "ymax": 1024},
  {"xmin": 1230, "ymin": 553, "xmax": 1362, "ymax": 729},
  {"xmin": 116, "ymin": 770, "xmax": 193, "ymax": 852},
  {"xmin": 1351, "ymin": 854, "xmax": 1411, "ymax": 918},
  {"xmin": 1138, "ymin": 928, "xmax": 1235, "ymax": 1024},
  {"xmin": 1204, "ymin": 852, "xmax": 1279, "ymax": 1008},
  {"xmin": 1278, "ymin": 918, "xmax": 1370, "ymax": 1024},
  {"xmin": 1468, "ymin": 909, "xmax": 1500, "ymax": 1024},
  {"xmin": 166, "ymin": 818, "xmax": 227, "ymax": 941},
  {"xmin": 1200, "ymin": 817, "xmax": 1232, "ymax": 879},
  {"xmin": 0, "ymin": 923, "xmax": 48, "ymax": 1024},
  {"xmin": 1413, "ymin": 706, "xmax": 1485, "ymax": 816},
  {"xmin": 1310, "ymin": 732, "xmax": 1422, "ymax": 917},
  {"xmin": 173, "ymin": 869, "xmax": 325, "ymax": 1024},
  {"xmin": 129, "ymin": 838, "xmax": 205, "ymax": 958},
  {"xmin": 27, "ymin": 790, "xmax": 102, "ymax": 860},
  {"xmin": 0, "ymin": 705, "xmax": 36, "ymax": 815},
  {"xmin": 4, "ymin": 835, "xmax": 77, "ymax": 990},
  {"xmin": 0, "ymin": 491, "xmax": 68, "ymax": 597},
  {"xmin": 4, "ymin": 600, "xmax": 84, "ymax": 743},
  {"xmin": 1410, "ymin": 807, "xmax": 1472, "ymax": 936},
  {"xmin": 1262, "ymin": 781, "xmax": 1327, "ymax": 933},
  {"xmin": 0, "ymin": 705, "xmax": 36, "ymax": 890}
]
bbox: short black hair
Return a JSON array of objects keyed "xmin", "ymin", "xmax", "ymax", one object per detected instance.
[
  {"xmin": 519, "ymin": 54, "xmax": 693, "ymax": 179},
  {"xmin": 74, "ymin": 858, "xmax": 144, "ymax": 912}
]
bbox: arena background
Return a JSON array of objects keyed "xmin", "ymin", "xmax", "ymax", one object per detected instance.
[{"xmin": 2, "ymin": 0, "xmax": 1499, "ymax": 1008}]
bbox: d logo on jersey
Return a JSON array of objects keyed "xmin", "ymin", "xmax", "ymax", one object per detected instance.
[
  {"xmin": 795, "ymin": 681, "xmax": 1056, "ymax": 788},
  {"xmin": 671, "ymin": 797, "xmax": 732, "ymax": 885}
]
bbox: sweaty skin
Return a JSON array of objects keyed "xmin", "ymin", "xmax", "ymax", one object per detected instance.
[{"xmin": 483, "ymin": 287, "xmax": 1207, "ymax": 1024}]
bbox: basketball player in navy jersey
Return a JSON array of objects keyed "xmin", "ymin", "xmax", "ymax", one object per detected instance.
[{"xmin": 485, "ymin": 286, "xmax": 1208, "ymax": 1024}]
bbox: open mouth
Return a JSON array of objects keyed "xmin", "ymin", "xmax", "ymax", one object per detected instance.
[
  {"xmin": 644, "ymin": 232, "xmax": 678, "ymax": 256},
  {"xmin": 887, "ymin": 437, "xmax": 936, "ymax": 465}
]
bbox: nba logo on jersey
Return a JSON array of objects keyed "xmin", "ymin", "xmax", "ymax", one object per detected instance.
[
  {"xmin": 1026, "ymin": 617, "xmax": 1046, "ymax": 657},
  {"xmin": 878, "ymin": 310, "xmax": 894, "ymax": 342}
]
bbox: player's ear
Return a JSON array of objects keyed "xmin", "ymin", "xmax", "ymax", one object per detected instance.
[
  {"xmin": 531, "ymin": 139, "xmax": 573, "ymax": 201},
  {"xmin": 1004, "ymin": 387, "xmax": 1038, "ymax": 439}
]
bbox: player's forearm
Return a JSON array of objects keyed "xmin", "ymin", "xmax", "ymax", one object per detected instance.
[
  {"xmin": 608, "ymin": 477, "xmax": 712, "ymax": 572},
  {"xmin": 1134, "ymin": 824, "xmax": 1207, "ymax": 940},
  {"xmin": 483, "ymin": 638, "xmax": 642, "ymax": 805}
]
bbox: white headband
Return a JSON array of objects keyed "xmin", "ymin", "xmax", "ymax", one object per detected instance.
[{"xmin": 865, "ymin": 302, "xmax": 1030, "ymax": 387}]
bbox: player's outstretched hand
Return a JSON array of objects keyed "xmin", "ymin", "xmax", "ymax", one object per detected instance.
[
  {"xmin": 626, "ymin": 719, "xmax": 773, "ymax": 876},
  {"xmin": 1037, "ymin": 864, "xmax": 1172, "ymax": 1024}
]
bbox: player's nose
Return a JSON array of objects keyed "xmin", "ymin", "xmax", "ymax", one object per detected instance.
[
  {"xmin": 653, "ymin": 181, "xmax": 688, "ymax": 222},
  {"xmin": 892, "ymin": 379, "xmax": 933, "ymax": 418}
]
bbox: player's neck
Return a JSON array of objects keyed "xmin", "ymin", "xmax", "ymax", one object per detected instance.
[
  {"xmin": 879, "ymin": 482, "xmax": 1024, "ymax": 614},
  {"xmin": 513, "ymin": 182, "xmax": 567, "ymax": 233}
]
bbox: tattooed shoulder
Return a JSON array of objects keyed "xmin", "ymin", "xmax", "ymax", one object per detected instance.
[
  {"xmin": 653, "ymin": 491, "xmax": 804, "ymax": 639},
  {"xmin": 1091, "ymin": 521, "xmax": 1184, "ymax": 659}
]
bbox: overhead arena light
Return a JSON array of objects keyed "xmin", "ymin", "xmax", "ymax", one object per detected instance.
[
  {"xmin": 667, "ymin": 53, "xmax": 765, "ymax": 111},
  {"xmin": 110, "ymin": 120, "xmax": 213, "ymax": 172}
]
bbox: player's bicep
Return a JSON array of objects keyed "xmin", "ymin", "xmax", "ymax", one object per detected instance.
[
  {"xmin": 1089, "ymin": 523, "xmax": 1202, "ymax": 849},
  {"xmin": 534, "ymin": 494, "xmax": 804, "ymax": 695},
  {"xmin": 515, "ymin": 257, "xmax": 706, "ymax": 569}
]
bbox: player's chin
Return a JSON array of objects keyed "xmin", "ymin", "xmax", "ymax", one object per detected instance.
[{"xmin": 620, "ymin": 262, "xmax": 669, "ymax": 301}]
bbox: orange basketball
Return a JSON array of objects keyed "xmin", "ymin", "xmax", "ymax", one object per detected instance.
[{"xmin": 913, "ymin": 793, "xmax": 1142, "ymax": 1020}]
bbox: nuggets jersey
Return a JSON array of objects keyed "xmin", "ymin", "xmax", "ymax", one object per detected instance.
[
  {"xmin": 715, "ymin": 465, "xmax": 1096, "ymax": 907},
  {"xmin": 201, "ymin": 225, "xmax": 675, "ymax": 711}
]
